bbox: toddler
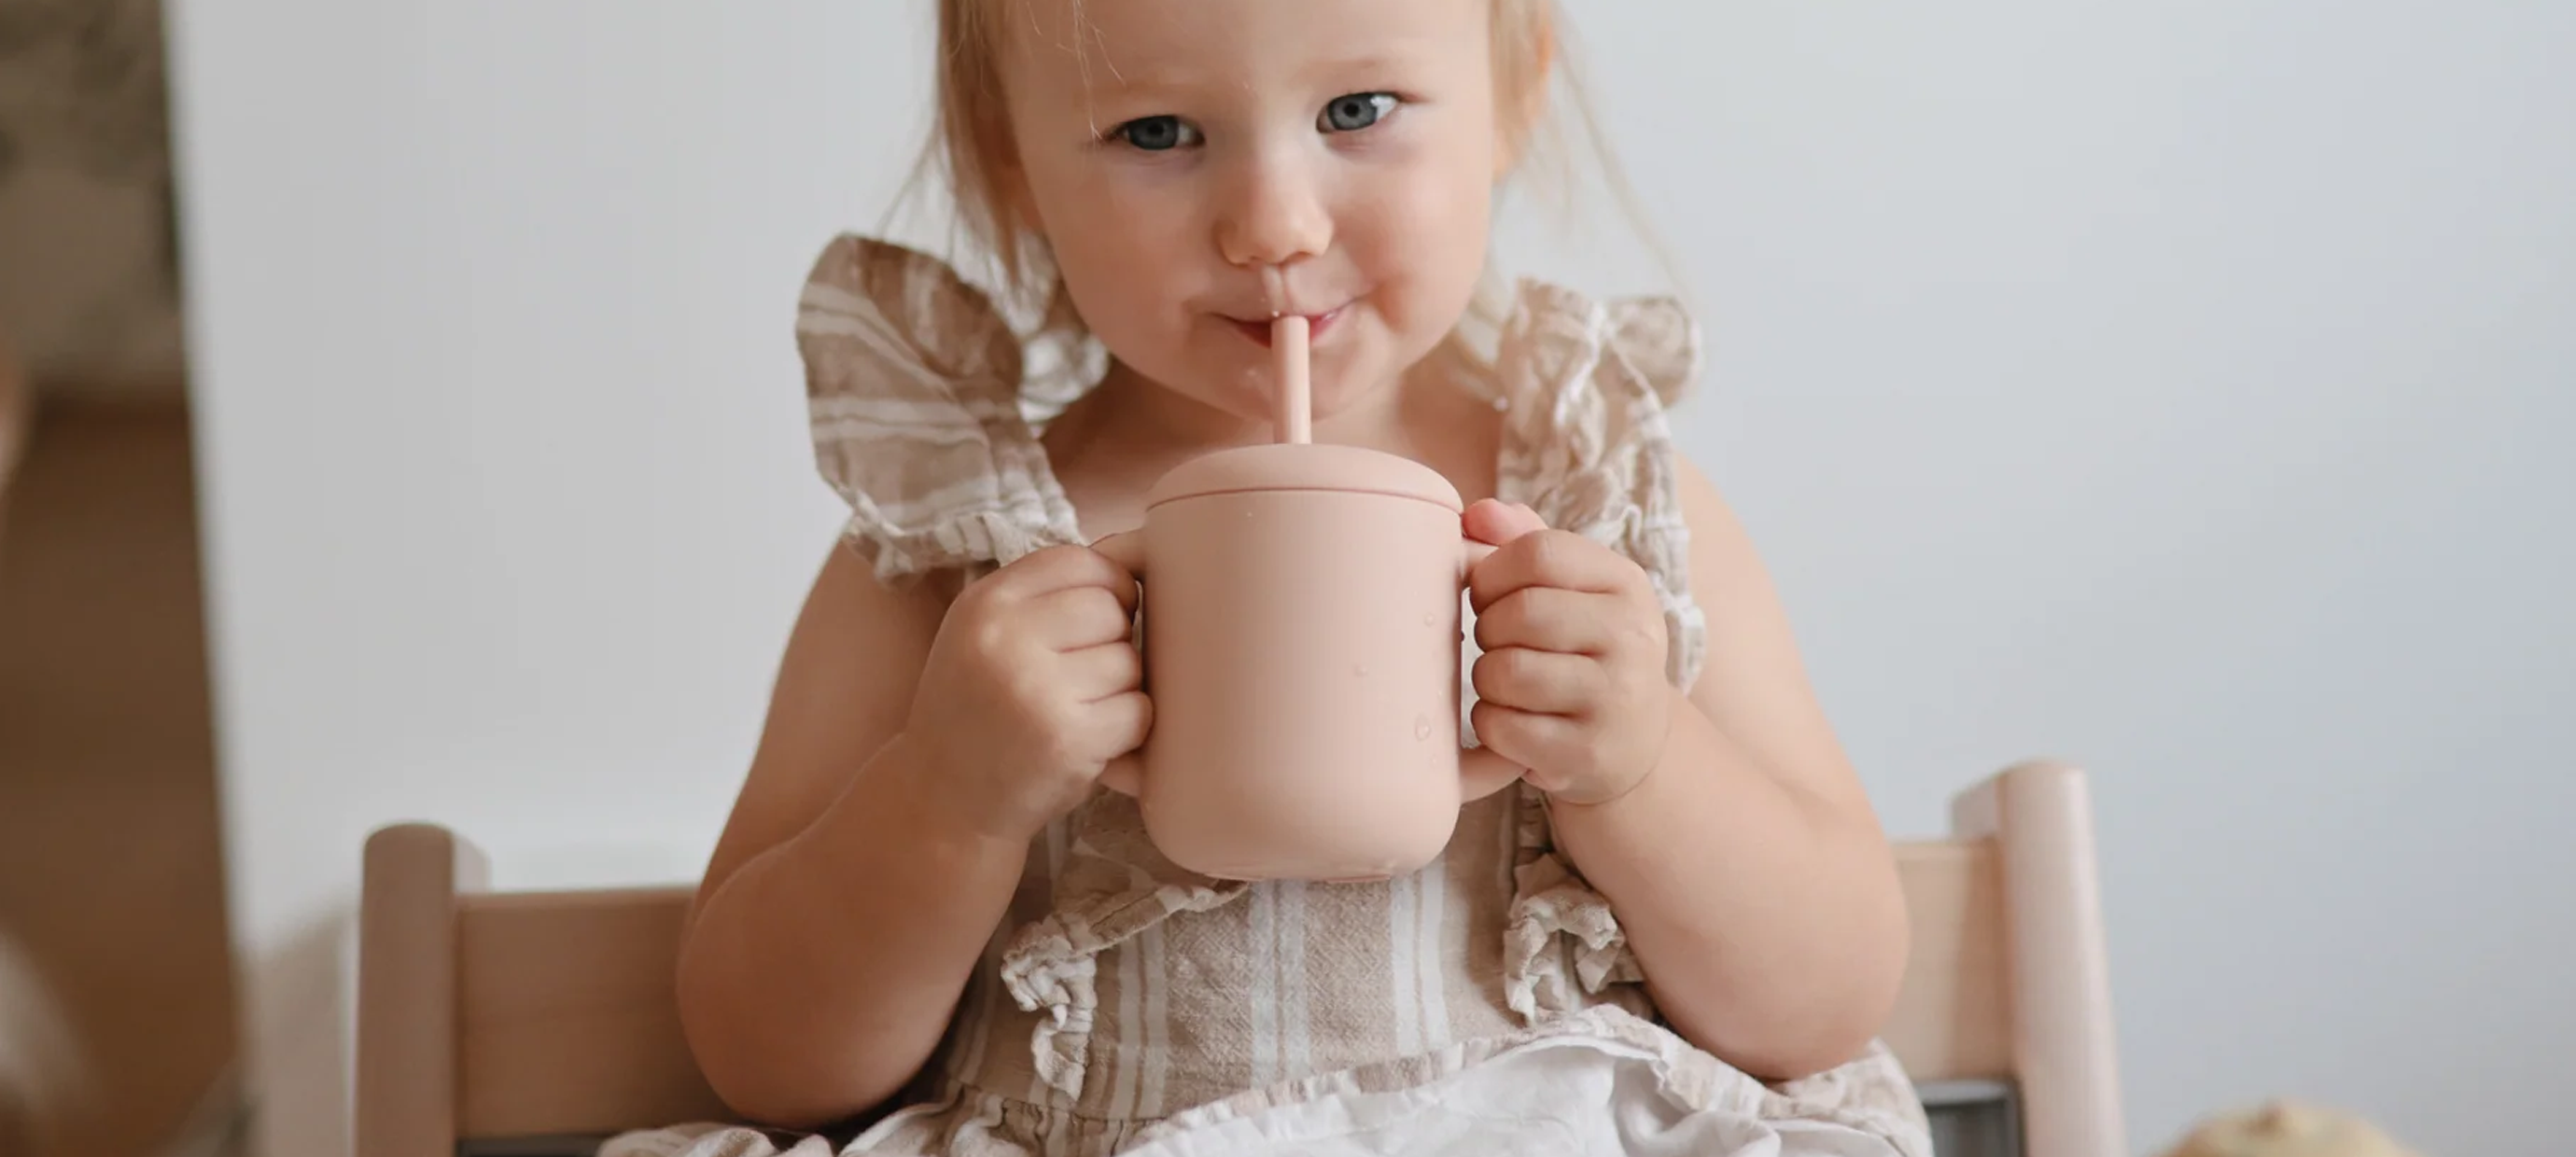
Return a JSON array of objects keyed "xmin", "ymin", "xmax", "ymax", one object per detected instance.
[{"xmin": 611, "ymin": 2, "xmax": 1928, "ymax": 1153}]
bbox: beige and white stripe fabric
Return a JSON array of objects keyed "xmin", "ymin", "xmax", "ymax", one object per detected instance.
[{"xmin": 600, "ymin": 235, "xmax": 1931, "ymax": 1157}]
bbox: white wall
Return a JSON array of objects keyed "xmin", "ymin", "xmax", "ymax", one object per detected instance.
[{"xmin": 164, "ymin": 3, "xmax": 2574, "ymax": 1156}]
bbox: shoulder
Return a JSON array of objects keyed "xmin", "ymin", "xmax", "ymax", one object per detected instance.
[{"xmin": 1487, "ymin": 274, "xmax": 1701, "ymax": 412}]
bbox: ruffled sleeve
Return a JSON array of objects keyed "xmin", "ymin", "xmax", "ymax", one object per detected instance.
[
  {"xmin": 1489, "ymin": 278, "xmax": 1705, "ymax": 692},
  {"xmin": 1484, "ymin": 277, "xmax": 1707, "ymax": 1025},
  {"xmin": 795, "ymin": 234, "xmax": 1085, "ymax": 581}
]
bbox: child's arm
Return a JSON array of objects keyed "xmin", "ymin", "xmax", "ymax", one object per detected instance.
[
  {"xmin": 671, "ymin": 546, "xmax": 1015, "ymax": 1129},
  {"xmin": 1464, "ymin": 457, "xmax": 1909, "ymax": 1082},
  {"xmin": 673, "ymin": 540, "xmax": 1146, "ymax": 1128}
]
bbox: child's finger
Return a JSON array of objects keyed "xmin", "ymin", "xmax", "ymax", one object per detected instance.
[
  {"xmin": 1470, "ymin": 700, "xmax": 1584, "ymax": 774},
  {"xmin": 1474, "ymin": 587, "xmax": 1606, "ymax": 655},
  {"xmin": 996, "ymin": 542, "xmax": 1142, "ymax": 611},
  {"xmin": 1472, "ymin": 647, "xmax": 1601, "ymax": 715},
  {"xmin": 1062, "ymin": 639, "xmax": 1144, "ymax": 702},
  {"xmin": 1024, "ymin": 585, "xmax": 1140, "ymax": 650},
  {"xmin": 1083, "ymin": 690, "xmax": 1155, "ymax": 766},
  {"xmin": 1463, "ymin": 498, "xmax": 1547, "ymax": 546},
  {"xmin": 1468, "ymin": 528, "xmax": 1633, "ymax": 613}
]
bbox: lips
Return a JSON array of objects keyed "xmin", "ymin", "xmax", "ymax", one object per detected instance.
[{"xmin": 1231, "ymin": 307, "xmax": 1344, "ymax": 348}]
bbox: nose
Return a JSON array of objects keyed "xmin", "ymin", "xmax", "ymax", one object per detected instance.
[{"xmin": 1215, "ymin": 146, "xmax": 1333, "ymax": 270}]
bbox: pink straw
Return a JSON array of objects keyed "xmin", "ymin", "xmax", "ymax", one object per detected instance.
[
  {"xmin": 1263, "ymin": 265, "xmax": 1310, "ymax": 444},
  {"xmin": 1274, "ymin": 315, "xmax": 1311, "ymax": 444}
]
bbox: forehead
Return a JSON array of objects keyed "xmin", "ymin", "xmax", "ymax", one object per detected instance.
[{"xmin": 1000, "ymin": 0, "xmax": 1490, "ymax": 93}]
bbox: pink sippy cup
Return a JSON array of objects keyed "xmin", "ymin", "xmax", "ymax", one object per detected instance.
[{"xmin": 1088, "ymin": 310, "xmax": 1520, "ymax": 883}]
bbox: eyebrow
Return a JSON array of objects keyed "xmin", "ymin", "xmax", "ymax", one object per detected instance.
[
  {"xmin": 1085, "ymin": 49, "xmax": 1431, "ymax": 100},
  {"xmin": 1296, "ymin": 52, "xmax": 1419, "ymax": 83}
]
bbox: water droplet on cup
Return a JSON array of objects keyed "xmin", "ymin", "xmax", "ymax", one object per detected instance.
[
  {"xmin": 1352, "ymin": 664, "xmax": 1370, "ymax": 678},
  {"xmin": 1414, "ymin": 715, "xmax": 1435, "ymax": 741},
  {"xmin": 1421, "ymin": 613, "xmax": 1437, "ymax": 627}
]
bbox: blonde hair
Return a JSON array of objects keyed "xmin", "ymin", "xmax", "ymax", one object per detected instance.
[{"xmin": 887, "ymin": 0, "xmax": 1674, "ymax": 375}]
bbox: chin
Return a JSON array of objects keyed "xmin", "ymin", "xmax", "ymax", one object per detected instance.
[{"xmin": 1300, "ymin": 376, "xmax": 1389, "ymax": 425}]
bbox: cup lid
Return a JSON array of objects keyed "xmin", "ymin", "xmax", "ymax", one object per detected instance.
[{"xmin": 1146, "ymin": 443, "xmax": 1464, "ymax": 512}]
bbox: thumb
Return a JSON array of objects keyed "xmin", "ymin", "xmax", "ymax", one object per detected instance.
[{"xmin": 1463, "ymin": 498, "xmax": 1547, "ymax": 545}]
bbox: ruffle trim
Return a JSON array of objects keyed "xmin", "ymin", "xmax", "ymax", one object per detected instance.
[
  {"xmin": 996, "ymin": 797, "xmax": 1247, "ymax": 1102},
  {"xmin": 1491, "ymin": 277, "xmax": 1709, "ymax": 693},
  {"xmin": 1501, "ymin": 787, "xmax": 1649, "ymax": 1024}
]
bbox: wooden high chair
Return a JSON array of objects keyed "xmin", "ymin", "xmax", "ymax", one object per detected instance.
[{"xmin": 355, "ymin": 760, "xmax": 2125, "ymax": 1157}]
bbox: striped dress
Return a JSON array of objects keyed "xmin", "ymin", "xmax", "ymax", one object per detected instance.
[{"xmin": 605, "ymin": 236, "xmax": 1934, "ymax": 1157}]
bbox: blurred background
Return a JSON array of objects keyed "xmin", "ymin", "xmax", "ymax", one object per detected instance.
[
  {"xmin": 2, "ymin": 3, "xmax": 2569, "ymax": 1157},
  {"xmin": 2, "ymin": 2, "xmax": 238, "ymax": 1157}
]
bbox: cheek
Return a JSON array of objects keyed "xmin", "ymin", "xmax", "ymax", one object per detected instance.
[
  {"xmin": 1024, "ymin": 168, "xmax": 1180, "ymax": 331},
  {"xmin": 1351, "ymin": 155, "xmax": 1493, "ymax": 330},
  {"xmin": 1050, "ymin": 223, "xmax": 1152, "ymax": 317}
]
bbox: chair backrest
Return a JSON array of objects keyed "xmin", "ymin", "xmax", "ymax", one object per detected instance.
[{"xmin": 356, "ymin": 761, "xmax": 2121, "ymax": 1157}]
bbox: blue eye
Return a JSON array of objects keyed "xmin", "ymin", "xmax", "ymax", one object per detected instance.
[
  {"xmin": 1319, "ymin": 92, "xmax": 1397, "ymax": 132},
  {"xmin": 1113, "ymin": 115, "xmax": 1199, "ymax": 151}
]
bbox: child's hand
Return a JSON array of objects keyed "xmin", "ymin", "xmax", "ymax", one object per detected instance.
[
  {"xmin": 902, "ymin": 545, "xmax": 1150, "ymax": 843},
  {"xmin": 1463, "ymin": 500, "xmax": 1673, "ymax": 806}
]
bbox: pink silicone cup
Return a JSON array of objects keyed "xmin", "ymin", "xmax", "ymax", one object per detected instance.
[{"xmin": 1080, "ymin": 277, "xmax": 1525, "ymax": 881}]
